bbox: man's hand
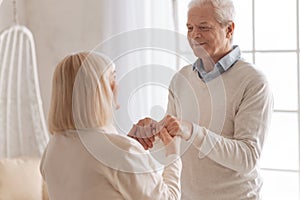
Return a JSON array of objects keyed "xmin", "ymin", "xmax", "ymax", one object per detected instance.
[
  {"xmin": 158, "ymin": 115, "xmax": 193, "ymax": 141},
  {"xmin": 128, "ymin": 115, "xmax": 193, "ymax": 150}
]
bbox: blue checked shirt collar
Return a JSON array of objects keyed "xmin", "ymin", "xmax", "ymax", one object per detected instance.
[{"xmin": 193, "ymin": 45, "xmax": 241, "ymax": 82}]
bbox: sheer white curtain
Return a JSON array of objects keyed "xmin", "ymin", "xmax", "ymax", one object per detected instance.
[{"xmin": 97, "ymin": 0, "xmax": 182, "ymax": 134}]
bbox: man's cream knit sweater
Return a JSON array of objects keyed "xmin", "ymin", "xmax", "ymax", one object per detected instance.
[{"xmin": 167, "ymin": 59, "xmax": 273, "ymax": 200}]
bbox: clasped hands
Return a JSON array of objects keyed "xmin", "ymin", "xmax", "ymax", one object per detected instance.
[{"xmin": 128, "ymin": 115, "xmax": 192, "ymax": 155}]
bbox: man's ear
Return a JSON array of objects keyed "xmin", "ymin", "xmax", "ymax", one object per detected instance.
[{"xmin": 226, "ymin": 21, "xmax": 235, "ymax": 38}]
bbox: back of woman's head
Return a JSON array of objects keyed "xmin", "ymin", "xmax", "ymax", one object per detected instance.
[{"xmin": 48, "ymin": 51, "xmax": 114, "ymax": 134}]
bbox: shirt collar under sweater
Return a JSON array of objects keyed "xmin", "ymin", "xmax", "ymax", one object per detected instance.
[{"xmin": 192, "ymin": 45, "xmax": 241, "ymax": 82}]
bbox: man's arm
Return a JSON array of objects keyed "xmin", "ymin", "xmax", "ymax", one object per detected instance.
[{"xmin": 168, "ymin": 75, "xmax": 273, "ymax": 173}]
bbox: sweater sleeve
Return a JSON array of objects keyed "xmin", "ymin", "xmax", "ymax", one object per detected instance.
[
  {"xmin": 100, "ymin": 138, "xmax": 182, "ymax": 200},
  {"xmin": 104, "ymin": 153, "xmax": 182, "ymax": 200},
  {"xmin": 189, "ymin": 75, "xmax": 273, "ymax": 173},
  {"xmin": 167, "ymin": 86, "xmax": 177, "ymax": 116}
]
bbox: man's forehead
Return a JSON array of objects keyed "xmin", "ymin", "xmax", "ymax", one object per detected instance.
[
  {"xmin": 188, "ymin": 7, "xmax": 215, "ymax": 18},
  {"xmin": 187, "ymin": 14, "xmax": 215, "ymax": 24}
]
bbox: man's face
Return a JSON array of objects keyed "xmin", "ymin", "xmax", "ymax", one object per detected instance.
[{"xmin": 187, "ymin": 4, "xmax": 233, "ymax": 63}]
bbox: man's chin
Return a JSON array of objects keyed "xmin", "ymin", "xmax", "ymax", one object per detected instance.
[{"xmin": 192, "ymin": 49, "xmax": 210, "ymax": 58}]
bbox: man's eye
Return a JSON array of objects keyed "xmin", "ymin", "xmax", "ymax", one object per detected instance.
[
  {"xmin": 199, "ymin": 26, "xmax": 210, "ymax": 31},
  {"xmin": 187, "ymin": 26, "xmax": 193, "ymax": 31}
]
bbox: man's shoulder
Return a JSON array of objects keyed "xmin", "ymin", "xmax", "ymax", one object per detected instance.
[
  {"xmin": 169, "ymin": 64, "xmax": 195, "ymax": 85},
  {"xmin": 230, "ymin": 59, "xmax": 267, "ymax": 80},
  {"xmin": 228, "ymin": 59, "xmax": 270, "ymax": 90},
  {"xmin": 172, "ymin": 64, "xmax": 194, "ymax": 79},
  {"xmin": 178, "ymin": 64, "xmax": 193, "ymax": 74}
]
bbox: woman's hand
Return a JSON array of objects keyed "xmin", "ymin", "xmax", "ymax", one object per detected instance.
[
  {"xmin": 128, "ymin": 115, "xmax": 193, "ymax": 151},
  {"xmin": 128, "ymin": 117, "xmax": 157, "ymax": 150}
]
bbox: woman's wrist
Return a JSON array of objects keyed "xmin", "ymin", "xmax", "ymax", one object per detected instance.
[{"xmin": 165, "ymin": 136, "xmax": 181, "ymax": 156}]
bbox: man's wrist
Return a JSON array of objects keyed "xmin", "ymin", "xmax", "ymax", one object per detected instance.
[{"xmin": 180, "ymin": 121, "xmax": 193, "ymax": 140}]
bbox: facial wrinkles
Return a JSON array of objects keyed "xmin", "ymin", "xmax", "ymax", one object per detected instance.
[
  {"xmin": 188, "ymin": 20, "xmax": 214, "ymax": 49},
  {"xmin": 187, "ymin": 5, "xmax": 233, "ymax": 63},
  {"xmin": 187, "ymin": 9, "xmax": 217, "ymax": 44}
]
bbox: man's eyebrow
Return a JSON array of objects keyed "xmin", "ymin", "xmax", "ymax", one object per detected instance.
[
  {"xmin": 203, "ymin": 21, "xmax": 210, "ymax": 24},
  {"xmin": 186, "ymin": 22, "xmax": 209, "ymax": 26}
]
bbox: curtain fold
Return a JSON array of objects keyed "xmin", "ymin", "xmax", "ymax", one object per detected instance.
[{"xmin": 96, "ymin": 0, "xmax": 179, "ymax": 134}]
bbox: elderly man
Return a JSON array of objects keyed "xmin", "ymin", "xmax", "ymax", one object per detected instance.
[{"xmin": 129, "ymin": 0, "xmax": 273, "ymax": 199}]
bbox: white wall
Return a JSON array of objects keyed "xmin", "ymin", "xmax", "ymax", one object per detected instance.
[
  {"xmin": 0, "ymin": 0, "xmax": 176, "ymax": 129},
  {"xmin": 0, "ymin": 0, "xmax": 105, "ymax": 119}
]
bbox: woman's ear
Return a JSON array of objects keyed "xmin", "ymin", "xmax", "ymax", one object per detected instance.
[
  {"xmin": 226, "ymin": 21, "xmax": 235, "ymax": 38},
  {"xmin": 110, "ymin": 79, "xmax": 120, "ymax": 109},
  {"xmin": 110, "ymin": 79, "xmax": 115, "ymax": 91}
]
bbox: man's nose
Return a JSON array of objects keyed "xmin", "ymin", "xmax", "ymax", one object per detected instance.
[{"xmin": 190, "ymin": 29, "xmax": 201, "ymax": 40}]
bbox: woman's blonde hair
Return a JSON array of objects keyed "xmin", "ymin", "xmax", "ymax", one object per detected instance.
[{"xmin": 48, "ymin": 51, "xmax": 114, "ymax": 134}]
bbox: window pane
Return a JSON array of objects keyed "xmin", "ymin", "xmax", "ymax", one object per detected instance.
[
  {"xmin": 232, "ymin": 0, "xmax": 253, "ymax": 51},
  {"xmin": 241, "ymin": 52, "xmax": 253, "ymax": 63},
  {"xmin": 178, "ymin": 52, "xmax": 195, "ymax": 70},
  {"xmin": 113, "ymin": 50, "xmax": 177, "ymax": 134},
  {"xmin": 255, "ymin": 52, "xmax": 298, "ymax": 110},
  {"xmin": 260, "ymin": 112, "xmax": 299, "ymax": 170},
  {"xmin": 177, "ymin": 0, "xmax": 189, "ymax": 35},
  {"xmin": 255, "ymin": 0, "xmax": 297, "ymax": 50},
  {"xmin": 261, "ymin": 170, "xmax": 299, "ymax": 200}
]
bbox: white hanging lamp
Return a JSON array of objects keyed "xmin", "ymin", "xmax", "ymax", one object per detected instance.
[{"xmin": 0, "ymin": 0, "xmax": 49, "ymax": 158}]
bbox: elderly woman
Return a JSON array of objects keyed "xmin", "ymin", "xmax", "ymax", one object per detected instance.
[{"xmin": 40, "ymin": 52, "xmax": 182, "ymax": 200}]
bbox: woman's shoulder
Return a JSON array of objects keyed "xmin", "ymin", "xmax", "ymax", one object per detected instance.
[
  {"xmin": 103, "ymin": 132, "xmax": 147, "ymax": 153},
  {"xmin": 78, "ymin": 129, "xmax": 163, "ymax": 173}
]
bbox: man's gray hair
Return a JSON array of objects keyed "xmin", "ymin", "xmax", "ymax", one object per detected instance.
[{"xmin": 188, "ymin": 0, "xmax": 235, "ymax": 25}]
